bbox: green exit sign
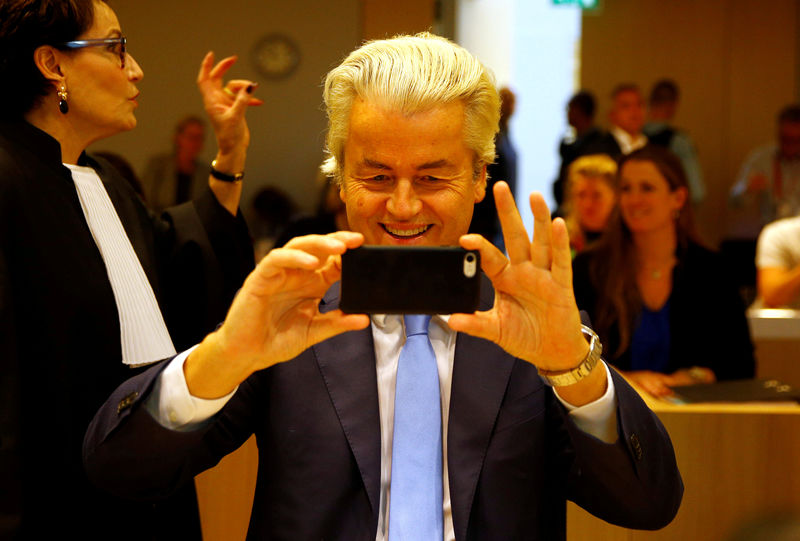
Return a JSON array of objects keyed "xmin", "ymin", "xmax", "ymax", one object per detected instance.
[{"xmin": 552, "ymin": 0, "xmax": 599, "ymax": 9}]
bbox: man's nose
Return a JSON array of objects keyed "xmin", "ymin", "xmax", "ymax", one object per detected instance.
[{"xmin": 386, "ymin": 179, "xmax": 422, "ymax": 218}]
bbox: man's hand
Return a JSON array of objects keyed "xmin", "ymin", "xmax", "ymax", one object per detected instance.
[
  {"xmin": 184, "ymin": 232, "xmax": 370, "ymax": 398},
  {"xmin": 450, "ymin": 182, "xmax": 607, "ymax": 405}
]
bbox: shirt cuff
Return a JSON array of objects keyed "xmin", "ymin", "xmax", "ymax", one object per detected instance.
[
  {"xmin": 144, "ymin": 345, "xmax": 238, "ymax": 431},
  {"xmin": 554, "ymin": 361, "xmax": 618, "ymax": 443}
]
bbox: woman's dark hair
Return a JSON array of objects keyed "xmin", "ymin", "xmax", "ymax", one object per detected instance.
[
  {"xmin": 587, "ymin": 145, "xmax": 699, "ymax": 358},
  {"xmin": 0, "ymin": 0, "xmax": 96, "ymax": 120}
]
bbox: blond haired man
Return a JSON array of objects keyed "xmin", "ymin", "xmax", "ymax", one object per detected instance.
[{"xmin": 86, "ymin": 34, "xmax": 682, "ymax": 540}]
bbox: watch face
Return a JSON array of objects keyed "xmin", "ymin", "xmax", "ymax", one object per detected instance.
[{"xmin": 251, "ymin": 33, "xmax": 301, "ymax": 80}]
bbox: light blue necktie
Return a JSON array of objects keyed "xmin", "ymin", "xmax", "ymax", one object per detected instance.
[{"xmin": 388, "ymin": 314, "xmax": 443, "ymax": 541}]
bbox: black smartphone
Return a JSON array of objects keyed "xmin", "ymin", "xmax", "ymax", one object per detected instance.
[{"xmin": 340, "ymin": 246, "xmax": 481, "ymax": 314}]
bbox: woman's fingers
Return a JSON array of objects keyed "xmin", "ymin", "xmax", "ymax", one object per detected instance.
[{"xmin": 207, "ymin": 54, "xmax": 238, "ymax": 81}]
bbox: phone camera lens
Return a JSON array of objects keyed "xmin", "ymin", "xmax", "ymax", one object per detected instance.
[{"xmin": 463, "ymin": 252, "xmax": 477, "ymax": 278}]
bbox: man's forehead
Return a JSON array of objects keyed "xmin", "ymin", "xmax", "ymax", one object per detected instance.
[
  {"xmin": 349, "ymin": 97, "xmax": 465, "ymax": 121},
  {"xmin": 615, "ymin": 90, "xmax": 642, "ymax": 104}
]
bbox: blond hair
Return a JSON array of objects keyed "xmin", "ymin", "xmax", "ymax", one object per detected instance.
[
  {"xmin": 321, "ymin": 32, "xmax": 500, "ymax": 183},
  {"xmin": 563, "ymin": 154, "xmax": 618, "ymax": 242}
]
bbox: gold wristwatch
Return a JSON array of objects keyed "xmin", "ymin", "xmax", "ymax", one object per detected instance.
[{"xmin": 538, "ymin": 325, "xmax": 603, "ymax": 387}]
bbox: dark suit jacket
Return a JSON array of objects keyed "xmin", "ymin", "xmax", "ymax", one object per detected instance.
[
  {"xmin": 0, "ymin": 120, "xmax": 254, "ymax": 539},
  {"xmin": 84, "ymin": 278, "xmax": 683, "ymax": 540}
]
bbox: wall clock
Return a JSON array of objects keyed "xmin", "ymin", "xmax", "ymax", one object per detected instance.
[{"xmin": 251, "ymin": 33, "xmax": 301, "ymax": 80}]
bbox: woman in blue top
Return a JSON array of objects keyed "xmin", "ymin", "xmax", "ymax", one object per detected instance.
[{"xmin": 573, "ymin": 146, "xmax": 755, "ymax": 397}]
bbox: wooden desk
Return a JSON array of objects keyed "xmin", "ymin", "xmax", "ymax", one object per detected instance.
[
  {"xmin": 567, "ymin": 397, "xmax": 800, "ymax": 541},
  {"xmin": 748, "ymin": 308, "xmax": 800, "ymax": 388},
  {"xmin": 194, "ymin": 396, "xmax": 800, "ymax": 541}
]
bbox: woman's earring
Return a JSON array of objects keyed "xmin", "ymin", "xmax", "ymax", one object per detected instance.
[{"xmin": 57, "ymin": 85, "xmax": 69, "ymax": 114}]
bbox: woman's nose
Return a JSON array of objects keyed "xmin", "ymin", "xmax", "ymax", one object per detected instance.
[{"xmin": 126, "ymin": 54, "xmax": 144, "ymax": 81}]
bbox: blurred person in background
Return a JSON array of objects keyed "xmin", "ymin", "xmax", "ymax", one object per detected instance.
[
  {"xmin": 643, "ymin": 79, "xmax": 705, "ymax": 205},
  {"xmin": 553, "ymin": 90, "xmax": 606, "ymax": 211},
  {"xmin": 755, "ymin": 213, "xmax": 800, "ymax": 308},
  {"xmin": 599, "ymin": 84, "xmax": 648, "ymax": 157},
  {"xmin": 0, "ymin": 0, "xmax": 257, "ymax": 537},
  {"xmin": 275, "ymin": 165, "xmax": 349, "ymax": 249},
  {"xmin": 142, "ymin": 114, "xmax": 207, "ymax": 212},
  {"xmin": 729, "ymin": 104, "xmax": 800, "ymax": 238},
  {"xmin": 562, "ymin": 154, "xmax": 617, "ymax": 256},
  {"xmin": 470, "ymin": 86, "xmax": 517, "ymax": 249},
  {"xmin": 250, "ymin": 185, "xmax": 297, "ymax": 259},
  {"xmin": 573, "ymin": 146, "xmax": 755, "ymax": 397}
]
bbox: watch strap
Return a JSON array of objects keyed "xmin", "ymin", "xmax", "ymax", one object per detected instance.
[{"xmin": 539, "ymin": 325, "xmax": 603, "ymax": 387}]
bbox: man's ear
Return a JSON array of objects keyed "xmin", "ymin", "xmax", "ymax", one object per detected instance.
[
  {"xmin": 32, "ymin": 45, "xmax": 65, "ymax": 86},
  {"xmin": 474, "ymin": 164, "xmax": 487, "ymax": 203}
]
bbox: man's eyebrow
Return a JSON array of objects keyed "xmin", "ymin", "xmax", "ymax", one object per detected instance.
[
  {"xmin": 358, "ymin": 158, "xmax": 391, "ymax": 170},
  {"xmin": 417, "ymin": 159, "xmax": 453, "ymax": 170},
  {"xmin": 357, "ymin": 158, "xmax": 454, "ymax": 170}
]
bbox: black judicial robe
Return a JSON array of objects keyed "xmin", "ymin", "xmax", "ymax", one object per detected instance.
[{"xmin": 0, "ymin": 120, "xmax": 254, "ymax": 539}]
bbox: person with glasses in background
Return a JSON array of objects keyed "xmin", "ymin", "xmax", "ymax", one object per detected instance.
[{"xmin": 0, "ymin": 1, "xmax": 259, "ymax": 538}]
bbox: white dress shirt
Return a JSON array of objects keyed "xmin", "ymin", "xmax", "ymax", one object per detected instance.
[
  {"xmin": 148, "ymin": 314, "xmax": 618, "ymax": 541},
  {"xmin": 610, "ymin": 126, "xmax": 648, "ymax": 155}
]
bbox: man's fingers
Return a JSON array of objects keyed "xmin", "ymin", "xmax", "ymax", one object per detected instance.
[
  {"xmin": 261, "ymin": 232, "xmax": 363, "ymax": 282},
  {"xmin": 448, "ymin": 310, "xmax": 497, "ymax": 343},
  {"xmin": 283, "ymin": 231, "xmax": 363, "ymax": 259},
  {"xmin": 494, "ymin": 181, "xmax": 531, "ymax": 264},
  {"xmin": 308, "ymin": 310, "xmax": 370, "ymax": 345},
  {"xmin": 550, "ymin": 217, "xmax": 574, "ymax": 289},
  {"xmin": 529, "ymin": 192, "xmax": 553, "ymax": 270},
  {"xmin": 459, "ymin": 233, "xmax": 507, "ymax": 280}
]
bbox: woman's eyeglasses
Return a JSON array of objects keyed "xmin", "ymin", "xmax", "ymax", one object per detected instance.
[{"xmin": 60, "ymin": 37, "xmax": 127, "ymax": 68}]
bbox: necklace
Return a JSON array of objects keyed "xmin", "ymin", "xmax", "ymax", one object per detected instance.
[{"xmin": 640, "ymin": 256, "xmax": 676, "ymax": 280}]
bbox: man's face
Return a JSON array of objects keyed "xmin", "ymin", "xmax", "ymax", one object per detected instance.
[
  {"xmin": 779, "ymin": 121, "xmax": 800, "ymax": 159},
  {"xmin": 176, "ymin": 122, "xmax": 205, "ymax": 158},
  {"xmin": 609, "ymin": 89, "xmax": 645, "ymax": 136},
  {"xmin": 339, "ymin": 99, "xmax": 486, "ymax": 246}
]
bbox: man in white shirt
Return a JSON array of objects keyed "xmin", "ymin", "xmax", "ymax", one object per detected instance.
[
  {"xmin": 607, "ymin": 83, "xmax": 648, "ymax": 155},
  {"xmin": 84, "ymin": 33, "xmax": 682, "ymax": 541},
  {"xmin": 756, "ymin": 215, "xmax": 800, "ymax": 308}
]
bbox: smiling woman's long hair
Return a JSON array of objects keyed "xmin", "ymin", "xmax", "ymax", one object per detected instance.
[{"xmin": 587, "ymin": 145, "xmax": 700, "ymax": 358}]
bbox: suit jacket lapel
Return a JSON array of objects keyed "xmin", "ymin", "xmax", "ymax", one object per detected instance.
[
  {"xmin": 314, "ymin": 283, "xmax": 382, "ymax": 518},
  {"xmin": 448, "ymin": 276, "xmax": 516, "ymax": 540}
]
